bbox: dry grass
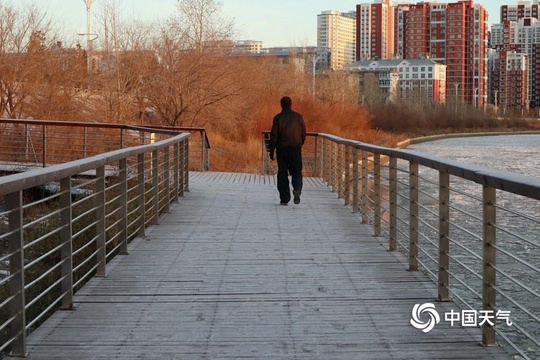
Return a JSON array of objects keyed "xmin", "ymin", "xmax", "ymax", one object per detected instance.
[
  {"xmin": 207, "ymin": 91, "xmax": 538, "ymax": 174},
  {"xmin": 208, "ymin": 91, "xmax": 409, "ymax": 173},
  {"xmin": 210, "ymin": 133, "xmax": 262, "ymax": 173}
]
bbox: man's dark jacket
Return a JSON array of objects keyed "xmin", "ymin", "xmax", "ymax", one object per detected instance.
[{"xmin": 269, "ymin": 108, "xmax": 306, "ymax": 152}]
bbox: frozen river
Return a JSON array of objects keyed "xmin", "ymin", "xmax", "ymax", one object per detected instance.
[{"xmin": 408, "ymin": 133, "xmax": 540, "ymax": 359}]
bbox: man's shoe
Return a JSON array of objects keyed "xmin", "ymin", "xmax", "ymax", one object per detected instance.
[
  {"xmin": 293, "ymin": 190, "xmax": 301, "ymax": 204},
  {"xmin": 280, "ymin": 202, "xmax": 288, "ymax": 206}
]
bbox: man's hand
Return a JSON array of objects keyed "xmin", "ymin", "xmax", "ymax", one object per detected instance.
[{"xmin": 269, "ymin": 151, "xmax": 275, "ymax": 161}]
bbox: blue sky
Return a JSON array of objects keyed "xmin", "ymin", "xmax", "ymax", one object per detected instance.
[{"xmin": 19, "ymin": 0, "xmax": 515, "ymax": 47}]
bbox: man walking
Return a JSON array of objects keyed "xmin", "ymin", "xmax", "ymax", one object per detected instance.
[{"xmin": 269, "ymin": 96, "xmax": 306, "ymax": 206}]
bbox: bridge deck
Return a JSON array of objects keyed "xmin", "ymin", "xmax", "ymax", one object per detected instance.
[{"xmin": 15, "ymin": 172, "xmax": 510, "ymax": 359}]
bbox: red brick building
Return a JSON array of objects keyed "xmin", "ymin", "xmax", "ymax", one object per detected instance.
[
  {"xmin": 389, "ymin": 0, "xmax": 489, "ymax": 106},
  {"xmin": 490, "ymin": 16, "xmax": 540, "ymax": 110},
  {"xmin": 356, "ymin": 0, "xmax": 394, "ymax": 61},
  {"xmin": 501, "ymin": 1, "xmax": 539, "ymax": 22},
  {"xmin": 491, "ymin": 51, "xmax": 529, "ymax": 110}
]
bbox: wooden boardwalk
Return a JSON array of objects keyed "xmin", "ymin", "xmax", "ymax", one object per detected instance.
[{"xmin": 13, "ymin": 172, "xmax": 511, "ymax": 359}]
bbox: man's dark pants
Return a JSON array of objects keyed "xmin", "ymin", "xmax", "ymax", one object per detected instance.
[{"xmin": 276, "ymin": 147, "xmax": 303, "ymax": 203}]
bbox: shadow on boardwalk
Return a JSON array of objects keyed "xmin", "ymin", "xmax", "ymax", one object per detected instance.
[{"xmin": 13, "ymin": 172, "xmax": 510, "ymax": 359}]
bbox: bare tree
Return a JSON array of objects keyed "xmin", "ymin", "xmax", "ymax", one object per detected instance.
[
  {"xmin": 0, "ymin": 3, "xmax": 85, "ymax": 120},
  {"xmin": 94, "ymin": 0, "xmax": 157, "ymax": 124},
  {"xmin": 27, "ymin": 41, "xmax": 87, "ymax": 120},
  {"xmin": 175, "ymin": 0, "xmax": 233, "ymax": 52},
  {"xmin": 0, "ymin": 3, "xmax": 57, "ymax": 118},
  {"xmin": 312, "ymin": 71, "xmax": 362, "ymax": 107},
  {"xmin": 360, "ymin": 72, "xmax": 383, "ymax": 108},
  {"xmin": 140, "ymin": 0, "xmax": 240, "ymax": 127}
]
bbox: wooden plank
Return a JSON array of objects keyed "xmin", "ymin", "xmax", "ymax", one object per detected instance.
[{"xmin": 12, "ymin": 172, "xmax": 511, "ymax": 360}]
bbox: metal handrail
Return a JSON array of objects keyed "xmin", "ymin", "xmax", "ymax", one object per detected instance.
[
  {"xmin": 261, "ymin": 131, "xmax": 319, "ymax": 175},
  {"xmin": 0, "ymin": 119, "xmax": 210, "ymax": 171},
  {"xmin": 0, "ymin": 130, "xmax": 190, "ymax": 356},
  {"xmin": 262, "ymin": 132, "xmax": 540, "ymax": 359}
]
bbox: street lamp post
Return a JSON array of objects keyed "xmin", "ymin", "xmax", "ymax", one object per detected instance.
[
  {"xmin": 312, "ymin": 56, "xmax": 317, "ymax": 98},
  {"xmin": 311, "ymin": 52, "xmax": 325, "ymax": 99},
  {"xmin": 77, "ymin": 33, "xmax": 98, "ymax": 89},
  {"xmin": 82, "ymin": 0, "xmax": 95, "ymax": 89},
  {"xmin": 474, "ymin": 88, "xmax": 479, "ymax": 109}
]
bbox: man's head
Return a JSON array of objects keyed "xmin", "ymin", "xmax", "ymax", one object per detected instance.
[{"xmin": 280, "ymin": 96, "xmax": 292, "ymax": 109}]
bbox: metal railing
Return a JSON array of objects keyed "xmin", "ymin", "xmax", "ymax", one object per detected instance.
[
  {"xmin": 261, "ymin": 131, "xmax": 319, "ymax": 176},
  {"xmin": 263, "ymin": 132, "xmax": 540, "ymax": 359},
  {"xmin": 0, "ymin": 128, "xmax": 190, "ymax": 356},
  {"xmin": 0, "ymin": 119, "xmax": 210, "ymax": 172}
]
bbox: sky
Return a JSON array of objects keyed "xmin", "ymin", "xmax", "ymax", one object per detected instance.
[{"xmin": 17, "ymin": 0, "xmax": 518, "ymax": 47}]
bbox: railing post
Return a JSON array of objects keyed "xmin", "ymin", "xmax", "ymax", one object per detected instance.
[
  {"xmin": 8, "ymin": 191, "xmax": 26, "ymax": 357},
  {"xmin": 152, "ymin": 150, "xmax": 159, "ymax": 224},
  {"xmin": 389, "ymin": 156, "xmax": 397, "ymax": 251},
  {"xmin": 174, "ymin": 143, "xmax": 180, "ymax": 202},
  {"xmin": 482, "ymin": 186, "xmax": 497, "ymax": 346},
  {"xmin": 352, "ymin": 147, "xmax": 359, "ymax": 212},
  {"xmin": 24, "ymin": 124, "xmax": 29, "ymax": 162},
  {"xmin": 60, "ymin": 177, "xmax": 74, "ymax": 310},
  {"xmin": 313, "ymin": 135, "xmax": 319, "ymax": 177},
  {"xmin": 179, "ymin": 142, "xmax": 185, "ymax": 197},
  {"xmin": 261, "ymin": 133, "xmax": 266, "ymax": 174},
  {"xmin": 42, "ymin": 124, "xmax": 46, "ymax": 167},
  {"xmin": 344, "ymin": 145, "xmax": 351, "ymax": 205},
  {"xmin": 83, "ymin": 127, "xmax": 88, "ymax": 158},
  {"xmin": 323, "ymin": 139, "xmax": 330, "ymax": 185},
  {"xmin": 164, "ymin": 147, "xmax": 171, "ymax": 213},
  {"xmin": 361, "ymin": 150, "xmax": 369, "ymax": 224},
  {"xmin": 323, "ymin": 139, "xmax": 330, "ymax": 184},
  {"xmin": 330, "ymin": 141, "xmax": 335, "ymax": 190},
  {"xmin": 139, "ymin": 130, "xmax": 146, "ymax": 145},
  {"xmin": 201, "ymin": 131, "xmax": 205, "ymax": 171},
  {"xmin": 118, "ymin": 159, "xmax": 128, "ymax": 255},
  {"xmin": 137, "ymin": 153, "xmax": 146, "ymax": 237},
  {"xmin": 337, "ymin": 143, "xmax": 344, "ymax": 198},
  {"xmin": 184, "ymin": 139, "xmax": 190, "ymax": 192},
  {"xmin": 317, "ymin": 136, "xmax": 325, "ymax": 180},
  {"xmin": 438, "ymin": 171, "xmax": 450, "ymax": 302},
  {"xmin": 329, "ymin": 141, "xmax": 334, "ymax": 190},
  {"xmin": 334, "ymin": 142, "xmax": 339, "ymax": 193},
  {"xmin": 96, "ymin": 166, "xmax": 107, "ymax": 277},
  {"xmin": 327, "ymin": 139, "xmax": 332, "ymax": 186},
  {"xmin": 409, "ymin": 162, "xmax": 419, "ymax": 271},
  {"xmin": 374, "ymin": 153, "xmax": 381, "ymax": 236}
]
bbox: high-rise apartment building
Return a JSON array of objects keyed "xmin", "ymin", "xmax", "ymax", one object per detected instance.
[
  {"xmin": 490, "ymin": 22, "xmax": 520, "ymax": 51},
  {"xmin": 391, "ymin": 1, "xmax": 489, "ymax": 106},
  {"xmin": 449, "ymin": 1, "xmax": 489, "ymax": 107},
  {"xmin": 317, "ymin": 10, "xmax": 356, "ymax": 70},
  {"xmin": 501, "ymin": 0, "xmax": 539, "ymax": 22},
  {"xmin": 490, "ymin": 51, "xmax": 529, "ymax": 110},
  {"xmin": 355, "ymin": 0, "xmax": 394, "ymax": 61},
  {"xmin": 398, "ymin": 2, "xmax": 448, "ymax": 63},
  {"xmin": 394, "ymin": 4, "xmax": 410, "ymax": 59},
  {"xmin": 491, "ymin": 16, "xmax": 540, "ymax": 109}
]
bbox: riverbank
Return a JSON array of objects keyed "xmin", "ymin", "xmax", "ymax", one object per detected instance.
[{"xmin": 396, "ymin": 130, "xmax": 540, "ymax": 148}]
